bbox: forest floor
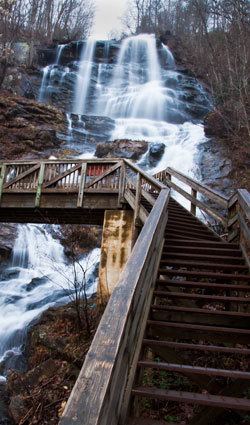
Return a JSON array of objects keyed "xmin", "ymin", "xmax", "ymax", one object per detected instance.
[{"xmin": 6, "ymin": 298, "xmax": 101, "ymax": 424}]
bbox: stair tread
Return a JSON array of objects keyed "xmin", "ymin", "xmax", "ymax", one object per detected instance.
[
  {"xmin": 147, "ymin": 320, "xmax": 250, "ymax": 334},
  {"xmin": 154, "ymin": 290, "xmax": 250, "ymax": 302},
  {"xmin": 151, "ymin": 304, "xmax": 250, "ymax": 317},
  {"xmin": 158, "ymin": 269, "xmax": 250, "ymax": 281},
  {"xmin": 142, "ymin": 339, "xmax": 250, "ymax": 355},
  {"xmin": 156, "ymin": 278, "xmax": 250, "ymax": 291},
  {"xmin": 132, "ymin": 387, "xmax": 250, "ymax": 410},
  {"xmin": 160, "ymin": 259, "xmax": 248, "ymax": 270},
  {"xmin": 137, "ymin": 360, "xmax": 250, "ymax": 379}
]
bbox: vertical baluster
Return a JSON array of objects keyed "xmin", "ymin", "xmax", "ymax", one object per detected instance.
[{"xmin": 191, "ymin": 188, "xmax": 197, "ymax": 216}]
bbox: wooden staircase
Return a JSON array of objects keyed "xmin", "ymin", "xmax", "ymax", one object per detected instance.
[{"xmin": 129, "ymin": 197, "xmax": 250, "ymax": 424}]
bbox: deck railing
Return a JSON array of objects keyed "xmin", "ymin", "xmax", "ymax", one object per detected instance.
[{"xmin": 59, "ymin": 187, "xmax": 170, "ymax": 425}]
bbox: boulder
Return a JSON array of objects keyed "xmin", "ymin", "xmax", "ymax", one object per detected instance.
[
  {"xmin": 148, "ymin": 143, "xmax": 165, "ymax": 165},
  {"xmin": 95, "ymin": 139, "xmax": 148, "ymax": 160}
]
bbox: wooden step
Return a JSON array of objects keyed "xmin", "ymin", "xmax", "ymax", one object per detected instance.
[
  {"xmin": 128, "ymin": 419, "xmax": 169, "ymax": 425},
  {"xmin": 151, "ymin": 305, "xmax": 250, "ymax": 327},
  {"xmin": 153, "ymin": 290, "xmax": 250, "ymax": 303},
  {"xmin": 165, "ymin": 245, "xmax": 242, "ymax": 256},
  {"xmin": 132, "ymin": 387, "xmax": 250, "ymax": 411},
  {"xmin": 158, "ymin": 269, "xmax": 250, "ymax": 281},
  {"xmin": 156, "ymin": 278, "xmax": 250, "ymax": 291},
  {"xmin": 166, "ymin": 224, "xmax": 213, "ymax": 236},
  {"xmin": 162, "ymin": 252, "xmax": 245, "ymax": 264},
  {"xmin": 166, "ymin": 230, "xmax": 219, "ymax": 241},
  {"xmin": 160, "ymin": 260, "xmax": 249, "ymax": 271},
  {"xmin": 164, "ymin": 240, "xmax": 239, "ymax": 249},
  {"xmin": 137, "ymin": 361, "xmax": 250, "ymax": 380},
  {"xmin": 142, "ymin": 339, "xmax": 250, "ymax": 355},
  {"xmin": 147, "ymin": 320, "xmax": 250, "ymax": 340}
]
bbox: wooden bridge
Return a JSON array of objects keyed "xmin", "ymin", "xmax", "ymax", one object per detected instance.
[{"xmin": 0, "ymin": 158, "xmax": 250, "ymax": 424}]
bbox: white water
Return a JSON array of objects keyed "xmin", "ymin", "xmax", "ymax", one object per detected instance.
[
  {"xmin": 74, "ymin": 38, "xmax": 97, "ymax": 114},
  {"xmin": 0, "ymin": 224, "xmax": 100, "ymax": 380},
  {"xmin": 38, "ymin": 44, "xmax": 66, "ymax": 102}
]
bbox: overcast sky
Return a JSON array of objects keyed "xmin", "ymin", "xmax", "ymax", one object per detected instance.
[{"xmin": 92, "ymin": 0, "xmax": 127, "ymax": 39}]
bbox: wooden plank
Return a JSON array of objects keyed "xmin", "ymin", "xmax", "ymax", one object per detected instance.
[
  {"xmin": 0, "ymin": 164, "xmax": 6, "ymax": 203},
  {"xmin": 138, "ymin": 361, "xmax": 250, "ymax": 380},
  {"xmin": 85, "ymin": 162, "xmax": 121, "ymax": 189},
  {"xmin": 134, "ymin": 173, "xmax": 142, "ymax": 225},
  {"xmin": 141, "ymin": 188, "xmax": 157, "ymax": 207},
  {"xmin": 118, "ymin": 161, "xmax": 126, "ymax": 205},
  {"xmin": 124, "ymin": 189, "xmax": 149, "ymax": 224},
  {"xmin": 238, "ymin": 189, "xmax": 250, "ymax": 220},
  {"xmin": 77, "ymin": 163, "xmax": 87, "ymax": 208},
  {"xmin": 43, "ymin": 163, "xmax": 81, "ymax": 188},
  {"xmin": 190, "ymin": 188, "xmax": 197, "ymax": 215},
  {"xmin": 59, "ymin": 188, "xmax": 170, "ymax": 425},
  {"xmin": 3, "ymin": 163, "xmax": 40, "ymax": 189},
  {"xmin": 35, "ymin": 163, "xmax": 45, "ymax": 207},
  {"xmin": 165, "ymin": 167, "xmax": 228, "ymax": 208},
  {"xmin": 132, "ymin": 387, "xmax": 250, "ymax": 411}
]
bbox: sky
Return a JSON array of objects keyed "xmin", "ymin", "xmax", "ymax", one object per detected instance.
[{"xmin": 92, "ymin": 0, "xmax": 127, "ymax": 39}]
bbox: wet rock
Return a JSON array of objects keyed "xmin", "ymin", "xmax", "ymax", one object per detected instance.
[
  {"xmin": 148, "ymin": 143, "xmax": 165, "ymax": 165},
  {"xmin": 0, "ymin": 225, "xmax": 17, "ymax": 261},
  {"xmin": 26, "ymin": 277, "xmax": 48, "ymax": 292},
  {"xmin": 95, "ymin": 139, "xmax": 148, "ymax": 160}
]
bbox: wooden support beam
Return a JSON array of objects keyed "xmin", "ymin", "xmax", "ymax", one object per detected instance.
[
  {"xmin": 35, "ymin": 163, "xmax": 45, "ymax": 208},
  {"xmin": 77, "ymin": 163, "xmax": 87, "ymax": 208}
]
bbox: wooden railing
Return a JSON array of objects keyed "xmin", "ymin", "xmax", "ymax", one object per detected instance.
[
  {"xmin": 228, "ymin": 189, "xmax": 250, "ymax": 266},
  {"xmin": 154, "ymin": 166, "xmax": 229, "ymax": 228},
  {"xmin": 60, "ymin": 187, "xmax": 170, "ymax": 425}
]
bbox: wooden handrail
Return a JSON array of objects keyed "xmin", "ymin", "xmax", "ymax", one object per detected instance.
[
  {"xmin": 154, "ymin": 166, "xmax": 229, "ymax": 230},
  {"xmin": 164, "ymin": 167, "xmax": 228, "ymax": 207},
  {"xmin": 59, "ymin": 188, "xmax": 170, "ymax": 425}
]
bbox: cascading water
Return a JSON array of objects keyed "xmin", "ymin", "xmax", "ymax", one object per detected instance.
[
  {"xmin": 73, "ymin": 38, "xmax": 97, "ymax": 114},
  {"xmin": 38, "ymin": 44, "xmax": 66, "ymax": 102},
  {"xmin": 0, "ymin": 224, "xmax": 100, "ymax": 381}
]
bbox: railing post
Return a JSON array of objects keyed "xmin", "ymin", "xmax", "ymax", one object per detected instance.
[
  {"xmin": 0, "ymin": 164, "xmax": 6, "ymax": 205},
  {"xmin": 35, "ymin": 162, "xmax": 45, "ymax": 208},
  {"xmin": 227, "ymin": 192, "xmax": 239, "ymax": 242},
  {"xmin": 191, "ymin": 188, "xmax": 197, "ymax": 216},
  {"xmin": 134, "ymin": 173, "xmax": 142, "ymax": 227},
  {"xmin": 118, "ymin": 161, "xmax": 126, "ymax": 206},
  {"xmin": 77, "ymin": 162, "xmax": 87, "ymax": 208}
]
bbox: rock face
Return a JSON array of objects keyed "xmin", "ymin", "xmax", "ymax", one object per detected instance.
[
  {"xmin": 0, "ymin": 224, "xmax": 17, "ymax": 261},
  {"xmin": 0, "ymin": 93, "xmax": 66, "ymax": 160},
  {"xmin": 95, "ymin": 139, "xmax": 148, "ymax": 160}
]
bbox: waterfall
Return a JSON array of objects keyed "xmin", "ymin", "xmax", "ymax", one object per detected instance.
[
  {"xmin": 38, "ymin": 44, "xmax": 66, "ymax": 102},
  {"xmin": 162, "ymin": 44, "xmax": 175, "ymax": 69},
  {"xmin": 0, "ymin": 224, "xmax": 100, "ymax": 380},
  {"xmin": 55, "ymin": 44, "xmax": 65, "ymax": 65},
  {"xmin": 73, "ymin": 38, "xmax": 97, "ymax": 114},
  {"xmin": 38, "ymin": 65, "xmax": 51, "ymax": 102}
]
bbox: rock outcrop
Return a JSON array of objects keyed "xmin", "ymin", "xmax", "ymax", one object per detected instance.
[
  {"xmin": 0, "ymin": 93, "xmax": 66, "ymax": 160},
  {"xmin": 95, "ymin": 139, "xmax": 148, "ymax": 160}
]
